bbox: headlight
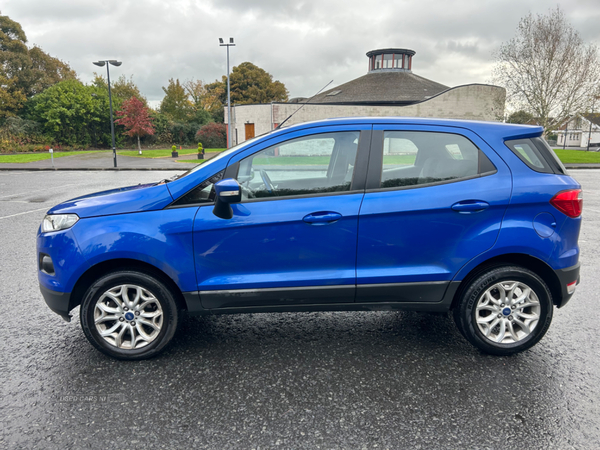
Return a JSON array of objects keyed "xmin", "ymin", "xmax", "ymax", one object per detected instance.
[{"xmin": 41, "ymin": 214, "xmax": 79, "ymax": 233}]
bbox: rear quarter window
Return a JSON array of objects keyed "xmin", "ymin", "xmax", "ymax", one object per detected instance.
[{"xmin": 505, "ymin": 138, "xmax": 556, "ymax": 174}]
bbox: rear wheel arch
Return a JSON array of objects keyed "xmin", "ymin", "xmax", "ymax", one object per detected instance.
[
  {"xmin": 450, "ymin": 253, "xmax": 562, "ymax": 310},
  {"xmin": 69, "ymin": 259, "xmax": 186, "ymax": 313}
]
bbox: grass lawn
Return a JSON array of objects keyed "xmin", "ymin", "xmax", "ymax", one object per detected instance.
[
  {"xmin": 252, "ymin": 154, "xmax": 417, "ymax": 166},
  {"xmin": 0, "ymin": 151, "xmax": 98, "ymax": 163},
  {"xmin": 253, "ymin": 156, "xmax": 330, "ymax": 165},
  {"xmin": 553, "ymin": 149, "xmax": 600, "ymax": 164},
  {"xmin": 117, "ymin": 148, "xmax": 226, "ymax": 158},
  {"xmin": 383, "ymin": 154, "xmax": 417, "ymax": 165}
]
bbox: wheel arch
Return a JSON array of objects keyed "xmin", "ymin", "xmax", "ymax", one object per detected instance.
[
  {"xmin": 69, "ymin": 258, "xmax": 187, "ymax": 312},
  {"xmin": 449, "ymin": 253, "xmax": 562, "ymax": 310}
]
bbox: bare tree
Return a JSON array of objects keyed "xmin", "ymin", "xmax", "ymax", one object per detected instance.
[{"xmin": 493, "ymin": 7, "xmax": 600, "ymax": 134}]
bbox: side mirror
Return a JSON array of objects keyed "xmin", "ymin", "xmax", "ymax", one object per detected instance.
[{"xmin": 213, "ymin": 179, "xmax": 241, "ymax": 219}]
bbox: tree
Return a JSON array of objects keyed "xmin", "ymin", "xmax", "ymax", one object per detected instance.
[
  {"xmin": 159, "ymin": 78, "xmax": 194, "ymax": 122},
  {"xmin": 493, "ymin": 7, "xmax": 600, "ymax": 134},
  {"xmin": 0, "ymin": 14, "xmax": 29, "ymax": 117},
  {"xmin": 184, "ymin": 79, "xmax": 213, "ymax": 125},
  {"xmin": 507, "ymin": 110, "xmax": 534, "ymax": 124},
  {"xmin": 196, "ymin": 122, "xmax": 227, "ymax": 148},
  {"xmin": 23, "ymin": 46, "xmax": 77, "ymax": 97},
  {"xmin": 115, "ymin": 97, "xmax": 155, "ymax": 153},
  {"xmin": 0, "ymin": 74, "xmax": 26, "ymax": 119},
  {"xmin": 206, "ymin": 62, "xmax": 289, "ymax": 106},
  {"xmin": 0, "ymin": 13, "xmax": 76, "ymax": 117},
  {"xmin": 93, "ymin": 74, "xmax": 147, "ymax": 108},
  {"xmin": 26, "ymin": 79, "xmax": 95, "ymax": 146}
]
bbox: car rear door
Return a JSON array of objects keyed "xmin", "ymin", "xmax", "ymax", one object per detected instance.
[{"xmin": 356, "ymin": 125, "xmax": 512, "ymax": 303}]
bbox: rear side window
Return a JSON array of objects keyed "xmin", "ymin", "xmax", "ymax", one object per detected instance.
[
  {"xmin": 377, "ymin": 131, "xmax": 496, "ymax": 189},
  {"xmin": 505, "ymin": 138, "xmax": 566, "ymax": 174},
  {"xmin": 532, "ymin": 137, "xmax": 568, "ymax": 174}
]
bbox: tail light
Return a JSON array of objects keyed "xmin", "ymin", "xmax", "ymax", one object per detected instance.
[{"xmin": 550, "ymin": 189, "xmax": 582, "ymax": 218}]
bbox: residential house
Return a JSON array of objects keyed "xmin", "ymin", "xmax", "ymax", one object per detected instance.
[{"xmin": 555, "ymin": 113, "xmax": 600, "ymax": 148}]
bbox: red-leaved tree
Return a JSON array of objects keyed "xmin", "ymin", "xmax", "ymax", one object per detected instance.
[{"xmin": 115, "ymin": 97, "xmax": 155, "ymax": 153}]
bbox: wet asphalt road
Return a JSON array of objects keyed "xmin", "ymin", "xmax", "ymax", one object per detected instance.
[{"xmin": 1, "ymin": 169, "xmax": 599, "ymax": 449}]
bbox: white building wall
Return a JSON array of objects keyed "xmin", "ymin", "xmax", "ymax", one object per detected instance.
[
  {"xmin": 229, "ymin": 104, "xmax": 274, "ymax": 145},
  {"xmin": 226, "ymin": 84, "xmax": 505, "ymax": 144},
  {"xmin": 555, "ymin": 116, "xmax": 600, "ymax": 147}
]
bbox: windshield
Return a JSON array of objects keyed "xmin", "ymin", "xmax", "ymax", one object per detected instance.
[{"xmin": 164, "ymin": 134, "xmax": 266, "ymax": 182}]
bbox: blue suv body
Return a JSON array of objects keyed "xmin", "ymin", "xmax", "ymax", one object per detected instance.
[{"xmin": 37, "ymin": 117, "xmax": 582, "ymax": 359}]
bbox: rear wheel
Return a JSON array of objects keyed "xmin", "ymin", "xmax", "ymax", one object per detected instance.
[
  {"xmin": 453, "ymin": 266, "xmax": 553, "ymax": 355},
  {"xmin": 80, "ymin": 271, "xmax": 180, "ymax": 360}
]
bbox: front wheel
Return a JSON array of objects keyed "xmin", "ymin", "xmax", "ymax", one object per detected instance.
[
  {"xmin": 80, "ymin": 271, "xmax": 180, "ymax": 360},
  {"xmin": 453, "ymin": 266, "xmax": 553, "ymax": 356}
]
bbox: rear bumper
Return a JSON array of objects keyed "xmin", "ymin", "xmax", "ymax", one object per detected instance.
[
  {"xmin": 555, "ymin": 262, "xmax": 580, "ymax": 308},
  {"xmin": 40, "ymin": 284, "xmax": 73, "ymax": 322}
]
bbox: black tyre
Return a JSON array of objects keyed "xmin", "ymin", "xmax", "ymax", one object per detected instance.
[
  {"xmin": 80, "ymin": 271, "xmax": 180, "ymax": 360},
  {"xmin": 453, "ymin": 266, "xmax": 553, "ymax": 356}
]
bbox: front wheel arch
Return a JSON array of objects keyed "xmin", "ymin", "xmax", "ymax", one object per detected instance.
[{"xmin": 69, "ymin": 258, "xmax": 186, "ymax": 314}]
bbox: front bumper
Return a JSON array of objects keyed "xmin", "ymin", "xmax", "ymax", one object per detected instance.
[
  {"xmin": 555, "ymin": 262, "xmax": 580, "ymax": 308},
  {"xmin": 40, "ymin": 284, "xmax": 73, "ymax": 322}
]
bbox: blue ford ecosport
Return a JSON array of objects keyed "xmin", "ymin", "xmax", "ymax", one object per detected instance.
[{"xmin": 37, "ymin": 118, "xmax": 582, "ymax": 359}]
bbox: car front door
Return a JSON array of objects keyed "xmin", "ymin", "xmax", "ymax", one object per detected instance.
[
  {"xmin": 193, "ymin": 126, "xmax": 371, "ymax": 309},
  {"xmin": 356, "ymin": 125, "xmax": 512, "ymax": 304}
]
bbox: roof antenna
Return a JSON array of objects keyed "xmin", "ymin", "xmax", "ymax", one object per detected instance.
[{"xmin": 275, "ymin": 80, "xmax": 334, "ymax": 130}]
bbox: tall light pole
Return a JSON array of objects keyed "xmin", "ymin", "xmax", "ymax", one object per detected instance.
[
  {"xmin": 219, "ymin": 38, "xmax": 235, "ymax": 148},
  {"xmin": 93, "ymin": 60, "xmax": 122, "ymax": 167}
]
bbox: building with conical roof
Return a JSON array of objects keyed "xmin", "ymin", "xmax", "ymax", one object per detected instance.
[{"xmin": 227, "ymin": 48, "xmax": 505, "ymax": 144}]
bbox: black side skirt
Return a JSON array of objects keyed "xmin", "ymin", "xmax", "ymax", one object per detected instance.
[{"xmin": 182, "ymin": 281, "xmax": 460, "ymax": 315}]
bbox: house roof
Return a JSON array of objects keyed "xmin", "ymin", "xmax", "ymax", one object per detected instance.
[
  {"xmin": 555, "ymin": 113, "xmax": 600, "ymax": 131},
  {"xmin": 582, "ymin": 113, "xmax": 600, "ymax": 127},
  {"xmin": 307, "ymin": 70, "xmax": 449, "ymax": 105}
]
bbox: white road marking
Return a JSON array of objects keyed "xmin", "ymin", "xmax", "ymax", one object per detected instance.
[{"xmin": 0, "ymin": 207, "xmax": 48, "ymax": 220}]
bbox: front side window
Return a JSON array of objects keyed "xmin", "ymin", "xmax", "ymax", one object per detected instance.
[
  {"xmin": 172, "ymin": 170, "xmax": 224, "ymax": 206},
  {"xmin": 237, "ymin": 131, "xmax": 360, "ymax": 200},
  {"xmin": 377, "ymin": 131, "xmax": 495, "ymax": 189}
]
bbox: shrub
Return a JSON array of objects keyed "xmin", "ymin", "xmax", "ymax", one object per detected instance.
[
  {"xmin": 0, "ymin": 117, "xmax": 51, "ymax": 153},
  {"xmin": 195, "ymin": 122, "xmax": 226, "ymax": 149}
]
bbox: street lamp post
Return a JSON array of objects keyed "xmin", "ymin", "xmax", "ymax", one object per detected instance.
[
  {"xmin": 93, "ymin": 60, "xmax": 122, "ymax": 167},
  {"xmin": 219, "ymin": 38, "xmax": 235, "ymax": 148},
  {"xmin": 587, "ymin": 104, "xmax": 595, "ymax": 152}
]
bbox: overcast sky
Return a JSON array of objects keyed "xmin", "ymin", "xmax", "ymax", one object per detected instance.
[{"xmin": 3, "ymin": 0, "xmax": 600, "ymax": 108}]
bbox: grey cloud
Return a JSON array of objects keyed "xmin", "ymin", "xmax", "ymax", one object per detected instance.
[{"xmin": 3, "ymin": 0, "xmax": 600, "ymax": 104}]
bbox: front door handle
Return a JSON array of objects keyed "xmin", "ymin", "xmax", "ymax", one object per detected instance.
[
  {"xmin": 451, "ymin": 200, "xmax": 490, "ymax": 213},
  {"xmin": 303, "ymin": 211, "xmax": 342, "ymax": 225}
]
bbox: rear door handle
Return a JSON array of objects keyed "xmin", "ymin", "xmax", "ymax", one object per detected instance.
[
  {"xmin": 451, "ymin": 200, "xmax": 490, "ymax": 213},
  {"xmin": 303, "ymin": 211, "xmax": 342, "ymax": 225}
]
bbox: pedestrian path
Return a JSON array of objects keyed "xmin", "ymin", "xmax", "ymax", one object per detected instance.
[{"xmin": 0, "ymin": 151, "xmax": 207, "ymax": 171}]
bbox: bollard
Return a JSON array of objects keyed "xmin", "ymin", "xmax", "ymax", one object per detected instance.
[{"xmin": 49, "ymin": 148, "xmax": 55, "ymax": 169}]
